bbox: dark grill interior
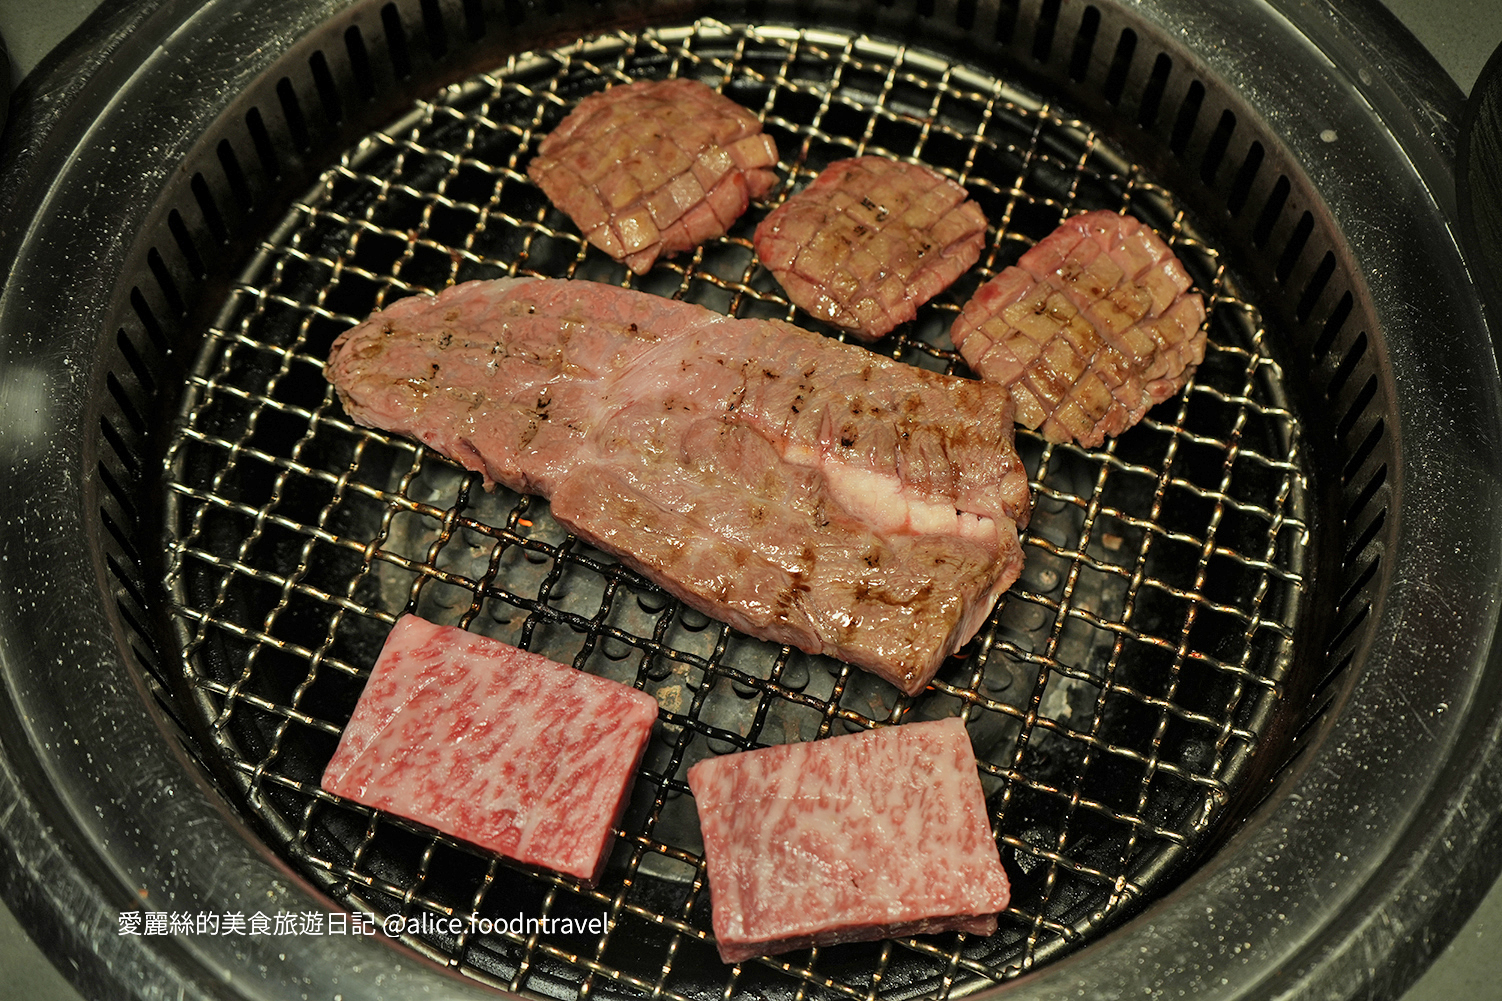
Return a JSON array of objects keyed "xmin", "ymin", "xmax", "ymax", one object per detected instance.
[{"xmin": 152, "ymin": 17, "xmax": 1316, "ymax": 998}]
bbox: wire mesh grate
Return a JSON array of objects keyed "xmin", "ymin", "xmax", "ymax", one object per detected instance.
[{"xmin": 162, "ymin": 18, "xmax": 1308, "ymax": 1000}]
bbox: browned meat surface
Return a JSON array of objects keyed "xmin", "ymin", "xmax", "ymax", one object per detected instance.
[
  {"xmin": 325, "ymin": 277, "xmax": 1030, "ymax": 694},
  {"xmin": 688, "ymin": 717, "xmax": 1010, "ymax": 963},
  {"xmin": 949, "ymin": 210, "xmax": 1207, "ymax": 446},
  {"xmin": 526, "ymin": 78, "xmax": 779, "ymax": 274},
  {"xmin": 753, "ymin": 156, "xmax": 987, "ymax": 340}
]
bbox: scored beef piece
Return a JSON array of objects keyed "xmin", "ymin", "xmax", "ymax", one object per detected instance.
[
  {"xmin": 949, "ymin": 209, "xmax": 1207, "ymax": 447},
  {"xmin": 687, "ymin": 717, "xmax": 1011, "ymax": 963},
  {"xmin": 325, "ymin": 277, "xmax": 1030, "ymax": 695},
  {"xmin": 753, "ymin": 156, "xmax": 988, "ymax": 340},
  {"xmin": 527, "ymin": 77, "xmax": 778, "ymax": 274},
  {"xmin": 321, "ymin": 614, "xmax": 658, "ymax": 886}
]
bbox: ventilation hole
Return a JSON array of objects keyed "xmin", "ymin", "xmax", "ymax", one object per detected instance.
[
  {"xmin": 106, "ymin": 373, "xmax": 148, "ymax": 437},
  {"xmin": 276, "ymin": 78, "xmax": 312, "ymax": 152},
  {"xmin": 420, "ymin": 0, "xmax": 448, "ymax": 59},
  {"xmin": 1276, "ymin": 210, "xmax": 1314, "ymax": 284},
  {"xmin": 115, "ymin": 329, "xmax": 157, "ymax": 397},
  {"xmin": 105, "ymin": 553, "xmax": 150, "ymax": 616},
  {"xmin": 1252, "ymin": 174, "xmax": 1290, "ymax": 248},
  {"xmin": 146, "ymin": 248, "xmax": 186, "ymax": 318},
  {"xmin": 343, "ymin": 26, "xmax": 376, "ymax": 101},
  {"xmin": 1310, "ymin": 648, "xmax": 1357, "ymax": 703},
  {"xmin": 1311, "ymin": 291, "xmax": 1354, "ymax": 361},
  {"xmin": 116, "ymin": 601, "xmax": 155, "ymax": 658},
  {"xmin": 1102, "ymin": 28, "xmax": 1136, "ymax": 105},
  {"xmin": 189, "ymin": 174, "xmax": 229, "ymax": 246},
  {"xmin": 309, "ymin": 50, "xmax": 343, "ymax": 127},
  {"xmin": 994, "ymin": 0, "xmax": 1020, "ymax": 44},
  {"xmin": 1327, "ymin": 330, "xmax": 1368, "ymax": 398},
  {"xmin": 99, "ymin": 415, "xmax": 140, "ymax": 477},
  {"xmin": 1343, "ymin": 509, "xmax": 1386, "ymax": 569},
  {"xmin": 167, "ymin": 211, "xmax": 206, "ymax": 280},
  {"xmin": 118, "ymin": 604, "xmax": 168, "ymax": 688},
  {"xmin": 955, "ymin": 0, "xmax": 977, "ymax": 30},
  {"xmin": 1068, "ymin": 7, "xmax": 1100, "ymax": 81},
  {"xmin": 245, "ymin": 106, "xmax": 281, "ymax": 182},
  {"xmin": 1137, "ymin": 53, "xmax": 1172, "ymax": 129},
  {"xmin": 1296, "ymin": 252, "xmax": 1337, "ymax": 322},
  {"xmin": 1335, "ymin": 375, "xmax": 1377, "ymax": 441},
  {"xmin": 1200, "ymin": 109, "xmax": 1235, "ymax": 185},
  {"xmin": 1033, "ymin": 0, "xmax": 1061, "ymax": 61},
  {"xmin": 1342, "ymin": 418, "xmax": 1384, "ymax": 485},
  {"xmin": 1333, "ymin": 558, "xmax": 1381, "ymax": 620},
  {"xmin": 1169, "ymin": 80, "xmax": 1204, "ymax": 155},
  {"xmin": 463, "ymin": 0, "xmax": 486, "ymax": 40},
  {"xmin": 1326, "ymin": 600, "xmax": 1373, "ymax": 668},
  {"xmin": 215, "ymin": 140, "xmax": 253, "ymax": 212},
  {"xmin": 383, "ymin": 4, "xmax": 412, "ymax": 79},
  {"xmin": 101, "ymin": 507, "xmax": 143, "ymax": 568},
  {"xmin": 1226, "ymin": 140, "xmax": 1263, "ymax": 217},
  {"xmin": 1345, "ymin": 463, "xmax": 1388, "ymax": 527},
  {"xmin": 1287, "ymin": 687, "xmax": 1339, "ymax": 745},
  {"xmin": 129, "ymin": 288, "xmax": 171, "ymax": 354}
]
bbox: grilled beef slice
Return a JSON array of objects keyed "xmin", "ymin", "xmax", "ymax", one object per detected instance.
[
  {"xmin": 754, "ymin": 156, "xmax": 988, "ymax": 340},
  {"xmin": 949, "ymin": 210, "xmax": 1207, "ymax": 446},
  {"xmin": 527, "ymin": 78, "xmax": 779, "ymax": 274},
  {"xmin": 325, "ymin": 277, "xmax": 1030, "ymax": 694}
]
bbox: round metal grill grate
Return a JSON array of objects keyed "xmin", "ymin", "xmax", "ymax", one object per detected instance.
[{"xmin": 162, "ymin": 18, "xmax": 1308, "ymax": 998}]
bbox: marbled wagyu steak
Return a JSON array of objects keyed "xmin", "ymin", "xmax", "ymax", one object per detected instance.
[
  {"xmin": 527, "ymin": 78, "xmax": 779, "ymax": 274},
  {"xmin": 687, "ymin": 717, "xmax": 1011, "ymax": 962},
  {"xmin": 321, "ymin": 614, "xmax": 657, "ymax": 886},
  {"xmin": 949, "ymin": 209, "xmax": 1207, "ymax": 446},
  {"xmin": 324, "ymin": 278, "xmax": 1030, "ymax": 694}
]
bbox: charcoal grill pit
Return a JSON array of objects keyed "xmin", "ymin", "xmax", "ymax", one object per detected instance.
[{"xmin": 1, "ymin": 1, "xmax": 1500, "ymax": 1000}]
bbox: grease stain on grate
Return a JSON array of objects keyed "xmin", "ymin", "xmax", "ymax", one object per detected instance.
[{"xmin": 161, "ymin": 18, "xmax": 1307, "ymax": 1001}]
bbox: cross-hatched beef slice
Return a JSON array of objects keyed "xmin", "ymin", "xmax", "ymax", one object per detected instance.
[
  {"xmin": 754, "ymin": 156, "xmax": 988, "ymax": 339},
  {"xmin": 949, "ymin": 209, "xmax": 1207, "ymax": 446},
  {"xmin": 325, "ymin": 277, "xmax": 1030, "ymax": 694},
  {"xmin": 321, "ymin": 614, "xmax": 658, "ymax": 886},
  {"xmin": 687, "ymin": 717, "xmax": 1011, "ymax": 963},
  {"xmin": 527, "ymin": 77, "xmax": 779, "ymax": 274}
]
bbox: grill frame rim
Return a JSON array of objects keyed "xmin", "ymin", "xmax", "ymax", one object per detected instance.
[{"xmin": 0, "ymin": 1, "xmax": 1500, "ymax": 1000}]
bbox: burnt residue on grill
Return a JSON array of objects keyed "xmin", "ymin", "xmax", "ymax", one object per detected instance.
[{"xmin": 160, "ymin": 18, "xmax": 1308, "ymax": 997}]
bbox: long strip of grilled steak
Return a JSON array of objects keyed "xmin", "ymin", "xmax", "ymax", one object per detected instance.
[
  {"xmin": 527, "ymin": 78, "xmax": 779, "ymax": 274},
  {"xmin": 325, "ymin": 278, "xmax": 1030, "ymax": 694},
  {"xmin": 949, "ymin": 210, "xmax": 1207, "ymax": 446},
  {"xmin": 754, "ymin": 157, "xmax": 988, "ymax": 340}
]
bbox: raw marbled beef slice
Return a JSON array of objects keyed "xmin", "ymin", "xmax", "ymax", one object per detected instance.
[
  {"xmin": 325, "ymin": 277, "xmax": 1030, "ymax": 695},
  {"xmin": 754, "ymin": 156, "xmax": 987, "ymax": 340},
  {"xmin": 527, "ymin": 77, "xmax": 778, "ymax": 274},
  {"xmin": 687, "ymin": 717, "xmax": 1010, "ymax": 963},
  {"xmin": 950, "ymin": 209, "xmax": 1207, "ymax": 446},
  {"xmin": 321, "ymin": 614, "xmax": 658, "ymax": 886}
]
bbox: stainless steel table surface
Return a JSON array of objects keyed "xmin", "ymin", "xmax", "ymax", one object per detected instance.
[{"xmin": 1, "ymin": 0, "xmax": 1500, "ymax": 997}]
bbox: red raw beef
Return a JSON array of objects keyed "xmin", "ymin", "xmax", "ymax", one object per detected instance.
[
  {"xmin": 325, "ymin": 277, "xmax": 1030, "ymax": 695},
  {"xmin": 949, "ymin": 209, "xmax": 1207, "ymax": 446},
  {"xmin": 527, "ymin": 77, "xmax": 779, "ymax": 273},
  {"xmin": 754, "ymin": 156, "xmax": 988, "ymax": 340},
  {"xmin": 320, "ymin": 614, "xmax": 657, "ymax": 886},
  {"xmin": 686, "ymin": 717, "xmax": 1010, "ymax": 963}
]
